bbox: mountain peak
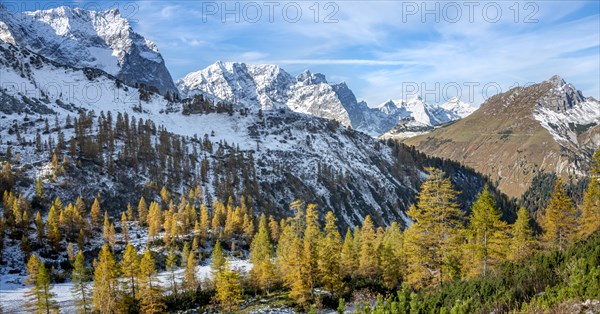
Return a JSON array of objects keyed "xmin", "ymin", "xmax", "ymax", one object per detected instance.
[
  {"xmin": 547, "ymin": 74, "xmax": 566, "ymax": 87},
  {"xmin": 405, "ymin": 76, "xmax": 600, "ymax": 197},
  {"xmin": 445, "ymin": 96, "xmax": 460, "ymax": 103},
  {"xmin": 377, "ymin": 100, "xmax": 398, "ymax": 114},
  {"xmin": 439, "ymin": 96, "xmax": 477, "ymax": 118},
  {"xmin": 406, "ymin": 94, "xmax": 424, "ymax": 102},
  {"xmin": 2, "ymin": 6, "xmax": 177, "ymax": 95},
  {"xmin": 296, "ymin": 69, "xmax": 327, "ymax": 84}
]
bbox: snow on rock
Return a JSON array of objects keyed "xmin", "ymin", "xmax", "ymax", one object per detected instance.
[
  {"xmin": 439, "ymin": 96, "xmax": 477, "ymax": 119},
  {"xmin": 0, "ymin": 5, "xmax": 177, "ymax": 95},
  {"xmin": 177, "ymin": 62, "xmax": 352, "ymax": 127},
  {"xmin": 532, "ymin": 75, "xmax": 600, "ymax": 150},
  {"xmin": 375, "ymin": 95, "xmax": 476, "ymax": 128},
  {"xmin": 177, "ymin": 62, "xmax": 476, "ymax": 137}
]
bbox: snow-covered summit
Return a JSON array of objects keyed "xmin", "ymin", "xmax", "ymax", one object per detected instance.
[
  {"xmin": 0, "ymin": 5, "xmax": 177, "ymax": 95},
  {"xmin": 375, "ymin": 95, "xmax": 474, "ymax": 127},
  {"xmin": 178, "ymin": 62, "xmax": 476, "ymax": 136},
  {"xmin": 177, "ymin": 61, "xmax": 352, "ymax": 126},
  {"xmin": 296, "ymin": 69, "xmax": 327, "ymax": 85},
  {"xmin": 440, "ymin": 97, "xmax": 477, "ymax": 118},
  {"xmin": 533, "ymin": 75, "xmax": 600, "ymax": 149}
]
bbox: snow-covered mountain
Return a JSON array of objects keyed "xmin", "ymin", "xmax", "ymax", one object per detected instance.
[
  {"xmin": 0, "ymin": 36, "xmax": 495, "ymax": 229},
  {"xmin": 440, "ymin": 96, "xmax": 478, "ymax": 118},
  {"xmin": 178, "ymin": 62, "xmax": 352, "ymax": 126},
  {"xmin": 376, "ymin": 95, "xmax": 476, "ymax": 127},
  {"xmin": 532, "ymin": 75, "xmax": 600, "ymax": 152},
  {"xmin": 177, "ymin": 61, "xmax": 476, "ymax": 136},
  {"xmin": 0, "ymin": 5, "xmax": 177, "ymax": 95}
]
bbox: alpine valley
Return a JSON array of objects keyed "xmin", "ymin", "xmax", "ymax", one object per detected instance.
[{"xmin": 0, "ymin": 5, "xmax": 599, "ymax": 314}]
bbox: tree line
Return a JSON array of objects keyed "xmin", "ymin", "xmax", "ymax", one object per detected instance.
[{"xmin": 15, "ymin": 149, "xmax": 600, "ymax": 313}]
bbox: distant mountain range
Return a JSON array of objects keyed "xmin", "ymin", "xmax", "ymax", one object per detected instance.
[
  {"xmin": 177, "ymin": 61, "xmax": 477, "ymax": 136},
  {"xmin": 404, "ymin": 75, "xmax": 600, "ymax": 197}
]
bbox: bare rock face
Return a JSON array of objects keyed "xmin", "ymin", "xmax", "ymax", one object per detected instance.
[{"xmin": 405, "ymin": 75, "xmax": 600, "ymax": 197}]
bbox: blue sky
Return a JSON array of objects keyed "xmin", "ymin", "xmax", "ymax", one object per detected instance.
[{"xmin": 8, "ymin": 0, "xmax": 600, "ymax": 106}]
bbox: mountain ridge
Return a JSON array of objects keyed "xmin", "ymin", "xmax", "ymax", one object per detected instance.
[
  {"xmin": 177, "ymin": 60, "xmax": 477, "ymax": 136},
  {"xmin": 404, "ymin": 75, "xmax": 600, "ymax": 197}
]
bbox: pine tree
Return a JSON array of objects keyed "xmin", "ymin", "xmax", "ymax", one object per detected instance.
[
  {"xmin": 215, "ymin": 260, "xmax": 243, "ymax": 312},
  {"xmin": 90, "ymin": 198, "xmax": 102, "ymax": 230},
  {"xmin": 160, "ymin": 187, "xmax": 170, "ymax": 209},
  {"xmin": 276, "ymin": 219, "xmax": 309, "ymax": 306},
  {"xmin": 542, "ymin": 179, "xmax": 578, "ymax": 250},
  {"xmin": 508, "ymin": 207, "xmax": 537, "ymax": 262},
  {"xmin": 126, "ymin": 203, "xmax": 134, "ymax": 222},
  {"xmin": 463, "ymin": 186, "xmax": 508, "ymax": 278},
  {"xmin": 12, "ymin": 197, "xmax": 22, "ymax": 227},
  {"xmin": 223, "ymin": 206, "xmax": 236, "ymax": 241},
  {"xmin": 137, "ymin": 196, "xmax": 148, "ymax": 225},
  {"xmin": 162, "ymin": 209, "xmax": 175, "ymax": 246},
  {"xmin": 180, "ymin": 241, "xmax": 190, "ymax": 268},
  {"xmin": 166, "ymin": 248, "xmax": 179, "ymax": 297},
  {"xmin": 35, "ymin": 211, "xmax": 45, "ymax": 246},
  {"xmin": 102, "ymin": 211, "xmax": 110, "ymax": 243},
  {"xmin": 121, "ymin": 212, "xmax": 129, "ymax": 243},
  {"xmin": 47, "ymin": 205, "xmax": 61, "ymax": 251},
  {"xmin": 358, "ymin": 215, "xmax": 379, "ymax": 280},
  {"xmin": 211, "ymin": 241, "xmax": 226, "ymax": 276},
  {"xmin": 379, "ymin": 222, "xmax": 404, "ymax": 290},
  {"xmin": 120, "ymin": 243, "xmax": 140, "ymax": 301},
  {"xmin": 250, "ymin": 214, "xmax": 275, "ymax": 294},
  {"xmin": 268, "ymin": 215, "xmax": 280, "ymax": 243},
  {"xmin": 93, "ymin": 244, "xmax": 119, "ymax": 313},
  {"xmin": 191, "ymin": 236, "xmax": 200, "ymax": 253},
  {"xmin": 404, "ymin": 168, "xmax": 464, "ymax": 289},
  {"xmin": 0, "ymin": 217, "xmax": 4, "ymax": 263},
  {"xmin": 352, "ymin": 226, "xmax": 362, "ymax": 270},
  {"xmin": 340, "ymin": 228, "xmax": 357, "ymax": 279},
  {"xmin": 107, "ymin": 223, "xmax": 116, "ymax": 248},
  {"xmin": 71, "ymin": 251, "xmax": 92, "ymax": 314},
  {"xmin": 243, "ymin": 213, "xmax": 255, "ymax": 239},
  {"xmin": 199, "ymin": 203, "xmax": 210, "ymax": 240},
  {"xmin": 75, "ymin": 197, "xmax": 86, "ymax": 219},
  {"xmin": 302, "ymin": 204, "xmax": 320, "ymax": 293},
  {"xmin": 318, "ymin": 211, "xmax": 343, "ymax": 295},
  {"xmin": 138, "ymin": 249, "xmax": 166, "ymax": 314},
  {"xmin": 579, "ymin": 150, "xmax": 600, "ymax": 239},
  {"xmin": 77, "ymin": 229, "xmax": 86, "ymax": 252},
  {"xmin": 212, "ymin": 201, "xmax": 224, "ymax": 235},
  {"xmin": 183, "ymin": 251, "xmax": 198, "ymax": 292},
  {"xmin": 35, "ymin": 177, "xmax": 45, "ymax": 200},
  {"xmin": 25, "ymin": 255, "xmax": 58, "ymax": 314},
  {"xmin": 67, "ymin": 242, "xmax": 76, "ymax": 263},
  {"xmin": 21, "ymin": 234, "xmax": 31, "ymax": 257},
  {"xmin": 147, "ymin": 201, "xmax": 163, "ymax": 240}
]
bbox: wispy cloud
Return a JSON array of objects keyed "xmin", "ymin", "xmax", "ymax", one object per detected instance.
[{"xmin": 277, "ymin": 59, "xmax": 419, "ymax": 66}]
